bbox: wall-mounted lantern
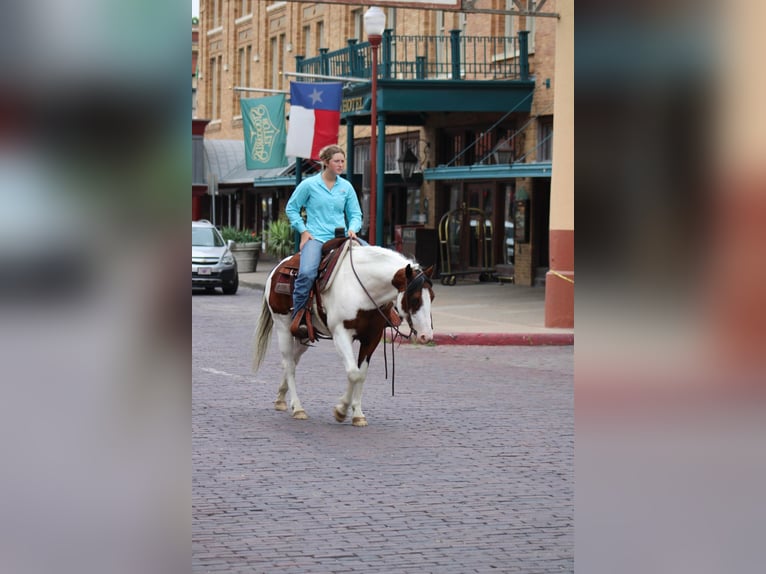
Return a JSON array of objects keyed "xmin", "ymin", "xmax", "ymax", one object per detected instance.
[
  {"xmin": 493, "ymin": 139, "xmax": 514, "ymax": 164},
  {"xmin": 397, "ymin": 145, "xmax": 419, "ymax": 183}
]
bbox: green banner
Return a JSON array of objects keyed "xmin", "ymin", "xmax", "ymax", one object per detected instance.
[{"xmin": 240, "ymin": 95, "xmax": 286, "ymax": 169}]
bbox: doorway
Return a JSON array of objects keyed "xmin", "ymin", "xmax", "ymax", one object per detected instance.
[{"xmin": 441, "ymin": 182, "xmax": 500, "ymax": 273}]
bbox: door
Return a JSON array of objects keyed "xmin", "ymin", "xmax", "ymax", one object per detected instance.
[{"xmin": 463, "ymin": 183, "xmax": 495, "ymax": 270}]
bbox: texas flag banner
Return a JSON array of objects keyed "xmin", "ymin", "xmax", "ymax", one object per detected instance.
[{"xmin": 285, "ymin": 81, "xmax": 343, "ymax": 160}]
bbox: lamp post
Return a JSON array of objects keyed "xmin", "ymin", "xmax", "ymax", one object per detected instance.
[{"xmin": 364, "ymin": 6, "xmax": 385, "ymax": 245}]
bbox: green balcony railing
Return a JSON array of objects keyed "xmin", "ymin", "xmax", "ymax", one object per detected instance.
[{"xmin": 296, "ymin": 29, "xmax": 530, "ymax": 82}]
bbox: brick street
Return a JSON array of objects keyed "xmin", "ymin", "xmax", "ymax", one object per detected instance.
[{"xmin": 193, "ymin": 287, "xmax": 573, "ymax": 573}]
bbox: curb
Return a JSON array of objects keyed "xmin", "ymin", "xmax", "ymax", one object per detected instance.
[
  {"xmin": 430, "ymin": 332, "xmax": 573, "ymax": 346},
  {"xmin": 385, "ymin": 332, "xmax": 574, "ymax": 346},
  {"xmin": 239, "ymin": 279, "xmax": 266, "ymax": 290}
]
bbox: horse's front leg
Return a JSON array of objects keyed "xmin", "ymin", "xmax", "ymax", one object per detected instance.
[{"xmin": 331, "ymin": 330, "xmax": 368, "ymax": 426}]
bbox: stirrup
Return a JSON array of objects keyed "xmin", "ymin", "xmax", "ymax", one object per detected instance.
[{"xmin": 290, "ymin": 309, "xmax": 309, "ymax": 339}]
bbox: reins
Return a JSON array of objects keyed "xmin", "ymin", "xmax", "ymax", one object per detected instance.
[{"xmin": 347, "ymin": 241, "xmax": 425, "ymax": 396}]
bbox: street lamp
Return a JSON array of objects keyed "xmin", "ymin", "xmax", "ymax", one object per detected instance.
[{"xmin": 364, "ymin": 6, "xmax": 385, "ymax": 245}]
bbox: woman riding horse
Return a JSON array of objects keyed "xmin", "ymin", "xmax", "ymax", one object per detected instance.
[{"xmin": 285, "ymin": 144, "xmax": 367, "ymax": 339}]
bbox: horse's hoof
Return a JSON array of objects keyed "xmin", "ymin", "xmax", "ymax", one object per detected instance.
[
  {"xmin": 292, "ymin": 410, "xmax": 308, "ymax": 420},
  {"xmin": 352, "ymin": 416, "xmax": 368, "ymax": 427},
  {"xmin": 333, "ymin": 406, "xmax": 347, "ymax": 422},
  {"xmin": 274, "ymin": 400, "xmax": 287, "ymax": 411}
]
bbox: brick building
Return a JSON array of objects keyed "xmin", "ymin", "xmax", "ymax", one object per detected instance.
[{"xmin": 194, "ymin": 1, "xmax": 572, "ymax": 326}]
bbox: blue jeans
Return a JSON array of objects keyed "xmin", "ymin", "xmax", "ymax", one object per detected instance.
[{"xmin": 292, "ymin": 237, "xmax": 368, "ymax": 317}]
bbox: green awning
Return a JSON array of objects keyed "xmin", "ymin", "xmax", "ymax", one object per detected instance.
[{"xmin": 423, "ymin": 161, "xmax": 552, "ymax": 181}]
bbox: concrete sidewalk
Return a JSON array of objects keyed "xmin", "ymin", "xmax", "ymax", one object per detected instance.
[{"xmin": 239, "ymin": 256, "xmax": 573, "ymax": 346}]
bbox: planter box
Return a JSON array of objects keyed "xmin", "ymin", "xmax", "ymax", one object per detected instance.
[{"xmin": 231, "ymin": 243, "xmax": 260, "ymax": 273}]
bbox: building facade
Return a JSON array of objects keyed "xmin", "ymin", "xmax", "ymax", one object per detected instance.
[{"xmin": 194, "ymin": 0, "xmax": 572, "ymax": 325}]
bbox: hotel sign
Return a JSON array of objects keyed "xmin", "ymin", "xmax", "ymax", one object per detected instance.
[{"xmin": 341, "ymin": 96, "xmax": 367, "ymax": 114}]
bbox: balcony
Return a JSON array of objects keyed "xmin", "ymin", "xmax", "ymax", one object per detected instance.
[{"xmin": 296, "ymin": 29, "xmax": 530, "ymax": 82}]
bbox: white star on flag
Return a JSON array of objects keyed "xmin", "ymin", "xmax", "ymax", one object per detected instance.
[{"xmin": 308, "ymin": 88, "xmax": 323, "ymax": 105}]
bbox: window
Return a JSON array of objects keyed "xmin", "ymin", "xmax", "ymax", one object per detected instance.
[
  {"xmin": 504, "ymin": 0, "xmax": 514, "ymax": 54},
  {"xmin": 210, "ymin": 56, "xmax": 221, "ymax": 119},
  {"xmin": 270, "ymin": 35, "xmax": 284, "ymax": 90},
  {"xmin": 240, "ymin": 0, "xmax": 251, "ymax": 17},
  {"xmin": 238, "ymin": 47, "xmax": 247, "ymax": 87},
  {"xmin": 303, "ymin": 25, "xmax": 311, "ymax": 56},
  {"xmin": 504, "ymin": 0, "xmax": 536, "ymax": 55},
  {"xmin": 436, "ymin": 11, "xmax": 447, "ymax": 74},
  {"xmin": 317, "ymin": 21, "xmax": 325, "ymax": 51},
  {"xmin": 386, "ymin": 7, "xmax": 396, "ymax": 33},
  {"xmin": 354, "ymin": 144, "xmax": 369, "ymax": 176},
  {"xmin": 235, "ymin": 46, "xmax": 250, "ymax": 110},
  {"xmin": 538, "ymin": 116, "xmax": 553, "ymax": 161},
  {"xmin": 246, "ymin": 45, "xmax": 252, "ymax": 85},
  {"xmin": 211, "ymin": 0, "xmax": 221, "ymax": 29},
  {"xmin": 352, "ymin": 9, "xmax": 363, "ymax": 42}
]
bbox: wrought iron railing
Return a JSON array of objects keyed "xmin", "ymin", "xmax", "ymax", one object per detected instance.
[{"xmin": 296, "ymin": 30, "xmax": 530, "ymax": 82}]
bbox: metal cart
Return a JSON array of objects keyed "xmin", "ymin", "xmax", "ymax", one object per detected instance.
[{"xmin": 437, "ymin": 207, "xmax": 495, "ymax": 285}]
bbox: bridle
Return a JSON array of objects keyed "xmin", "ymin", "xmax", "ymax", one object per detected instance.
[
  {"xmin": 347, "ymin": 242, "xmax": 432, "ymax": 340},
  {"xmin": 347, "ymin": 242, "xmax": 434, "ymax": 395},
  {"xmin": 394, "ymin": 269, "xmax": 434, "ymax": 338}
]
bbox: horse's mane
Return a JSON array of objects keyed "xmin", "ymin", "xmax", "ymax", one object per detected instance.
[{"xmin": 350, "ymin": 244, "xmax": 419, "ymax": 270}]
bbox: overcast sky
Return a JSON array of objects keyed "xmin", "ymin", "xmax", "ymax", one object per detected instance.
[{"xmin": 192, "ymin": 0, "xmax": 198, "ymax": 17}]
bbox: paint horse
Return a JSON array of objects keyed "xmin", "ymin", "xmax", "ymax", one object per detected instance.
[{"xmin": 253, "ymin": 242, "xmax": 435, "ymax": 426}]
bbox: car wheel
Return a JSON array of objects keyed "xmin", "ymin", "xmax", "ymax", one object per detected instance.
[{"xmin": 222, "ymin": 274, "xmax": 239, "ymax": 295}]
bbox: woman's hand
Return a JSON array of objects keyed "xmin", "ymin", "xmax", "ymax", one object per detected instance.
[
  {"xmin": 347, "ymin": 230, "xmax": 358, "ymax": 241},
  {"xmin": 299, "ymin": 230, "xmax": 313, "ymax": 250}
]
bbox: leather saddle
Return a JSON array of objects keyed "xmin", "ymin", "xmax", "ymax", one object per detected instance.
[{"xmin": 267, "ymin": 237, "xmax": 351, "ymax": 322}]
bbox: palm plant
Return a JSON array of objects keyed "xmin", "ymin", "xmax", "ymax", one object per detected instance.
[{"xmin": 265, "ymin": 218, "xmax": 296, "ymax": 259}]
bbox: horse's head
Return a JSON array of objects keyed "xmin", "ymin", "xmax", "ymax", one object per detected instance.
[{"xmin": 392, "ymin": 264, "xmax": 435, "ymax": 344}]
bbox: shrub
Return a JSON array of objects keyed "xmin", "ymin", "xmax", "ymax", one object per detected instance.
[
  {"xmin": 220, "ymin": 226, "xmax": 260, "ymax": 245},
  {"xmin": 265, "ymin": 218, "xmax": 296, "ymax": 258}
]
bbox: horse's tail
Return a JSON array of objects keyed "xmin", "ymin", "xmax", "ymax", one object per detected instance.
[{"xmin": 252, "ymin": 293, "xmax": 273, "ymax": 373}]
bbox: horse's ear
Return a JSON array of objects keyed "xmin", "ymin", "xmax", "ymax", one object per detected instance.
[
  {"xmin": 405, "ymin": 264, "xmax": 413, "ymax": 279},
  {"xmin": 423, "ymin": 265, "xmax": 435, "ymax": 278},
  {"xmin": 392, "ymin": 267, "xmax": 407, "ymax": 291}
]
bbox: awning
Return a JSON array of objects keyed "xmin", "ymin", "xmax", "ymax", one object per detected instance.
[
  {"xmin": 423, "ymin": 161, "xmax": 552, "ymax": 181},
  {"xmin": 203, "ymin": 139, "xmax": 292, "ymax": 185}
]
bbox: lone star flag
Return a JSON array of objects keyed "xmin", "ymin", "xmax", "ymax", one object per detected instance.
[
  {"xmin": 240, "ymin": 95, "xmax": 287, "ymax": 169},
  {"xmin": 285, "ymin": 81, "xmax": 343, "ymax": 160}
]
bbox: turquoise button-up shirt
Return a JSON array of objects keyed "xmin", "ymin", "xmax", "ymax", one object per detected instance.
[{"xmin": 285, "ymin": 172, "xmax": 363, "ymax": 243}]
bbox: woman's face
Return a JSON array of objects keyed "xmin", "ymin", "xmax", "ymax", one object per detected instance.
[{"xmin": 326, "ymin": 152, "xmax": 345, "ymax": 175}]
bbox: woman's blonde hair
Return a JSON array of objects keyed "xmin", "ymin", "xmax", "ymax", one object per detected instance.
[{"xmin": 318, "ymin": 144, "xmax": 345, "ymax": 165}]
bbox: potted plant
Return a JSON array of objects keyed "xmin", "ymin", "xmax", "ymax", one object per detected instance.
[
  {"xmin": 220, "ymin": 226, "xmax": 261, "ymax": 272},
  {"xmin": 265, "ymin": 217, "xmax": 296, "ymax": 260}
]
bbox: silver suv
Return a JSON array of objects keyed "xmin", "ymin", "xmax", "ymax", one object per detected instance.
[{"xmin": 192, "ymin": 220, "xmax": 238, "ymax": 294}]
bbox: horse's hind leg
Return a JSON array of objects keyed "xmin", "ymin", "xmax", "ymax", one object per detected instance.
[
  {"xmin": 274, "ymin": 375, "xmax": 288, "ymax": 411},
  {"xmin": 275, "ymin": 319, "xmax": 309, "ymax": 419}
]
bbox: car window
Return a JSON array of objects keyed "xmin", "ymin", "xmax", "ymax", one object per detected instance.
[{"xmin": 192, "ymin": 228, "xmax": 224, "ymax": 247}]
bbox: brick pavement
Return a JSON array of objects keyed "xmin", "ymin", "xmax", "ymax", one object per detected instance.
[{"xmin": 193, "ymin": 288, "xmax": 573, "ymax": 573}]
